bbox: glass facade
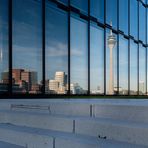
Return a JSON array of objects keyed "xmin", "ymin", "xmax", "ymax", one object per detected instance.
[{"xmin": 0, "ymin": 0, "xmax": 148, "ymax": 97}]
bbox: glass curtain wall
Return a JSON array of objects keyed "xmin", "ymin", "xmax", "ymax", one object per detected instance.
[
  {"xmin": 139, "ymin": 44, "xmax": 146, "ymax": 95},
  {"xmin": 90, "ymin": 23, "xmax": 104, "ymax": 94},
  {"xmin": 119, "ymin": 36, "xmax": 128, "ymax": 95},
  {"xmin": 12, "ymin": 0, "xmax": 42, "ymax": 94},
  {"xmin": 130, "ymin": 40, "xmax": 138, "ymax": 95},
  {"xmin": 0, "ymin": 0, "xmax": 9, "ymax": 93},
  {"xmin": 0, "ymin": 0, "xmax": 147, "ymax": 97},
  {"xmin": 70, "ymin": 15, "xmax": 88, "ymax": 94},
  {"xmin": 45, "ymin": 1, "xmax": 68, "ymax": 95}
]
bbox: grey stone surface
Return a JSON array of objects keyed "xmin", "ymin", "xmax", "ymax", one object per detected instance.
[
  {"xmin": 55, "ymin": 138, "xmax": 98, "ymax": 148},
  {"xmin": 0, "ymin": 141, "xmax": 25, "ymax": 148},
  {"xmin": 50, "ymin": 103, "xmax": 91, "ymax": 116},
  {"xmin": 0, "ymin": 123, "xmax": 53, "ymax": 148},
  {"xmin": 0, "ymin": 99, "xmax": 148, "ymax": 147},
  {"xmin": 75, "ymin": 118, "xmax": 148, "ymax": 146},
  {"xmin": 94, "ymin": 104, "xmax": 148, "ymax": 123},
  {"xmin": 0, "ymin": 110, "xmax": 73, "ymax": 133}
]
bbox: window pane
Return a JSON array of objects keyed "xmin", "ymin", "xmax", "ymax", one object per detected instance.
[
  {"xmin": 139, "ymin": 44, "xmax": 146, "ymax": 95},
  {"xmin": 90, "ymin": 23, "xmax": 104, "ymax": 94},
  {"xmin": 57, "ymin": 0, "xmax": 68, "ymax": 5},
  {"xmin": 130, "ymin": 40, "xmax": 138, "ymax": 95},
  {"xmin": 106, "ymin": 29, "xmax": 117, "ymax": 95},
  {"xmin": 106, "ymin": 0, "xmax": 117, "ymax": 29},
  {"xmin": 70, "ymin": 15, "xmax": 88, "ymax": 94},
  {"xmin": 45, "ymin": 3, "xmax": 68, "ymax": 94},
  {"xmin": 71, "ymin": 0, "xmax": 88, "ymax": 15},
  {"xmin": 13, "ymin": 0, "xmax": 42, "ymax": 94},
  {"xmin": 119, "ymin": 0, "xmax": 128, "ymax": 35},
  {"xmin": 130, "ymin": 0, "xmax": 138, "ymax": 39},
  {"xmin": 90, "ymin": 0, "xmax": 104, "ymax": 23},
  {"xmin": 119, "ymin": 36, "xmax": 128, "ymax": 95},
  {"xmin": 0, "ymin": 0, "xmax": 9, "ymax": 93},
  {"xmin": 139, "ymin": 3, "xmax": 146, "ymax": 44}
]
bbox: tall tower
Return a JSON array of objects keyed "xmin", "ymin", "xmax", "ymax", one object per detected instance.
[{"xmin": 107, "ymin": 22, "xmax": 116, "ymax": 95}]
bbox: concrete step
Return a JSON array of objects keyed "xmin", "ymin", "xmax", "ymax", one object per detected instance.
[
  {"xmin": 3, "ymin": 99, "xmax": 148, "ymax": 124},
  {"xmin": 0, "ymin": 110, "xmax": 74, "ymax": 133},
  {"xmin": 1, "ymin": 110, "xmax": 148, "ymax": 146},
  {"xmin": 75, "ymin": 117, "xmax": 148, "ymax": 146},
  {"xmin": 0, "ymin": 123, "xmax": 146, "ymax": 148},
  {"xmin": 0, "ymin": 141, "xmax": 25, "ymax": 148},
  {"xmin": 93, "ymin": 104, "xmax": 148, "ymax": 123}
]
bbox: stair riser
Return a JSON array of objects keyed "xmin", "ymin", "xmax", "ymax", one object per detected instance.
[
  {"xmin": 55, "ymin": 138, "xmax": 98, "ymax": 148},
  {"xmin": 0, "ymin": 112, "xmax": 73, "ymax": 133},
  {"xmin": 8, "ymin": 103, "xmax": 148, "ymax": 123},
  {"xmin": 75, "ymin": 120, "xmax": 148, "ymax": 146},
  {"xmin": 0, "ymin": 128, "xmax": 53, "ymax": 148},
  {"xmin": 10, "ymin": 103, "xmax": 91, "ymax": 117},
  {"xmin": 94, "ymin": 105, "xmax": 148, "ymax": 123}
]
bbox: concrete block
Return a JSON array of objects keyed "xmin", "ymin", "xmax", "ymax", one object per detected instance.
[
  {"xmin": 0, "ymin": 141, "xmax": 25, "ymax": 148},
  {"xmin": 0, "ymin": 124, "xmax": 53, "ymax": 148},
  {"xmin": 94, "ymin": 104, "xmax": 148, "ymax": 123},
  {"xmin": 50, "ymin": 103, "xmax": 91, "ymax": 116},
  {"xmin": 75, "ymin": 118, "xmax": 148, "ymax": 146},
  {"xmin": 55, "ymin": 137, "xmax": 98, "ymax": 148},
  {"xmin": 0, "ymin": 111, "xmax": 73, "ymax": 133}
]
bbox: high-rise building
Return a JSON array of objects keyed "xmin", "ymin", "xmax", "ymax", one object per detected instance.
[
  {"xmin": 55, "ymin": 71, "xmax": 67, "ymax": 87},
  {"xmin": 21, "ymin": 71, "xmax": 37, "ymax": 91},
  {"xmin": 49, "ymin": 80, "xmax": 59, "ymax": 93},
  {"xmin": 12, "ymin": 69, "xmax": 24, "ymax": 83}
]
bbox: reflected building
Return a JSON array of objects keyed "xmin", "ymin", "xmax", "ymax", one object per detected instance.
[
  {"xmin": 48, "ymin": 71, "xmax": 68, "ymax": 94},
  {"xmin": 139, "ymin": 81, "xmax": 145, "ymax": 95}
]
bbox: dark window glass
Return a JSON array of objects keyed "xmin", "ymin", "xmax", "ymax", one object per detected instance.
[
  {"xmin": 106, "ymin": 0, "xmax": 117, "ymax": 29},
  {"xmin": 71, "ymin": 0, "xmax": 88, "ymax": 15},
  {"xmin": 90, "ymin": 0, "xmax": 104, "ymax": 23},
  {"xmin": 139, "ymin": 44, "xmax": 146, "ymax": 95},
  {"xmin": 119, "ymin": 36, "xmax": 128, "ymax": 95},
  {"xmin": 45, "ymin": 2, "xmax": 68, "ymax": 94},
  {"xmin": 119, "ymin": 0, "xmax": 128, "ymax": 35},
  {"xmin": 12, "ymin": 0, "xmax": 42, "ymax": 94},
  {"xmin": 106, "ymin": 29, "xmax": 117, "ymax": 95},
  {"xmin": 70, "ymin": 15, "xmax": 88, "ymax": 94},
  {"xmin": 130, "ymin": 0, "xmax": 138, "ymax": 39},
  {"xmin": 0, "ymin": 0, "xmax": 9, "ymax": 93},
  {"xmin": 139, "ymin": 3, "xmax": 146, "ymax": 44},
  {"xmin": 57, "ymin": 0, "xmax": 68, "ymax": 5},
  {"xmin": 130, "ymin": 40, "xmax": 138, "ymax": 95},
  {"xmin": 90, "ymin": 23, "xmax": 104, "ymax": 94}
]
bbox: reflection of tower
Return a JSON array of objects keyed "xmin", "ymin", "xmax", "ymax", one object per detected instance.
[{"xmin": 107, "ymin": 22, "xmax": 116, "ymax": 95}]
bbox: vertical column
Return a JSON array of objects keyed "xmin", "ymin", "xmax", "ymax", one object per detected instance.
[
  {"xmin": 42, "ymin": 0, "xmax": 45, "ymax": 95},
  {"xmin": 88, "ymin": 0, "xmax": 90, "ymax": 95},
  {"xmin": 68, "ymin": 0, "xmax": 70, "ymax": 95},
  {"xmin": 8, "ymin": 0, "xmax": 12, "ymax": 96}
]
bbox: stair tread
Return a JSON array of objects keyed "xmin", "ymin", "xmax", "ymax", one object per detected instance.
[{"xmin": 0, "ymin": 123, "xmax": 146, "ymax": 148}]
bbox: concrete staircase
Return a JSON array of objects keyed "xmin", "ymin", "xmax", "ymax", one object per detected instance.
[{"xmin": 0, "ymin": 99, "xmax": 148, "ymax": 148}]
